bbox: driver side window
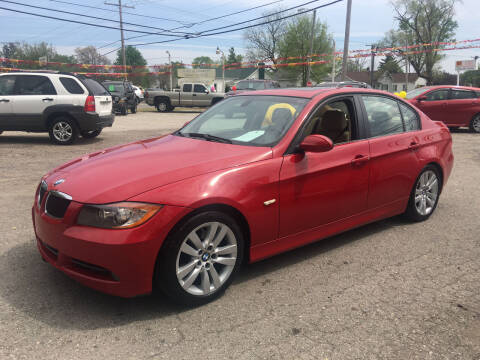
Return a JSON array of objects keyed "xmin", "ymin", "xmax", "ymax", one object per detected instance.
[
  {"xmin": 303, "ymin": 98, "xmax": 356, "ymax": 144},
  {"xmin": 425, "ymin": 89, "xmax": 449, "ymax": 101}
]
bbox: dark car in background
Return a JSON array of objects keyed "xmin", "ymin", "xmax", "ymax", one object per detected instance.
[
  {"xmin": 102, "ymin": 81, "xmax": 137, "ymax": 115},
  {"xmin": 405, "ymin": 85, "xmax": 480, "ymax": 132},
  {"xmin": 226, "ymin": 79, "xmax": 280, "ymax": 96},
  {"xmin": 316, "ymin": 81, "xmax": 371, "ymax": 89}
]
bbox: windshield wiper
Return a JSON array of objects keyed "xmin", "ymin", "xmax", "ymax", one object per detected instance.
[{"xmin": 181, "ymin": 132, "xmax": 232, "ymax": 144}]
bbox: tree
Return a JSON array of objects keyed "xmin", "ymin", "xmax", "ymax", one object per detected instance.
[
  {"xmin": 378, "ymin": 55, "xmax": 403, "ymax": 75},
  {"xmin": 226, "ymin": 47, "xmax": 243, "ymax": 65},
  {"xmin": 277, "ymin": 15, "xmax": 334, "ymax": 86},
  {"xmin": 382, "ymin": 0, "xmax": 459, "ymax": 85},
  {"xmin": 244, "ymin": 10, "xmax": 287, "ymax": 66},
  {"xmin": 115, "ymin": 46, "xmax": 150, "ymax": 88},
  {"xmin": 460, "ymin": 70, "xmax": 480, "ymax": 87},
  {"xmin": 192, "ymin": 56, "xmax": 216, "ymax": 69},
  {"xmin": 1, "ymin": 42, "xmax": 21, "ymax": 58},
  {"xmin": 75, "ymin": 46, "xmax": 110, "ymax": 65},
  {"xmin": 115, "ymin": 45, "xmax": 147, "ymax": 67},
  {"xmin": 346, "ymin": 57, "xmax": 369, "ymax": 72}
]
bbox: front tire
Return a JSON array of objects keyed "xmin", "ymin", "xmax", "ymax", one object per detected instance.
[
  {"xmin": 131, "ymin": 103, "xmax": 137, "ymax": 113},
  {"xmin": 121, "ymin": 104, "xmax": 128, "ymax": 116},
  {"xmin": 81, "ymin": 129, "xmax": 102, "ymax": 138},
  {"xmin": 48, "ymin": 117, "xmax": 78, "ymax": 145},
  {"xmin": 404, "ymin": 165, "xmax": 442, "ymax": 222},
  {"xmin": 156, "ymin": 211, "xmax": 244, "ymax": 306},
  {"xmin": 469, "ymin": 114, "xmax": 480, "ymax": 133}
]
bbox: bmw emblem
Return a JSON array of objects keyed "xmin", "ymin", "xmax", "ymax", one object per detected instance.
[{"xmin": 54, "ymin": 179, "xmax": 65, "ymax": 186}]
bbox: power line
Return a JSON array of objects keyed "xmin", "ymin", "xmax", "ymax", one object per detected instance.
[
  {"xmin": 0, "ymin": 5, "xmax": 200, "ymax": 37},
  {"xmin": 128, "ymin": 0, "xmax": 344, "ymax": 47},
  {"xmin": 0, "ymin": 0, "xmax": 189, "ymax": 36},
  {"xmin": 97, "ymin": 0, "xmax": 285, "ymax": 49},
  {"xmin": 48, "ymin": 0, "xmax": 190, "ymax": 25}
]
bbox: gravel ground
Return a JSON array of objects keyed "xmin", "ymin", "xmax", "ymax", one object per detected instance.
[{"xmin": 0, "ymin": 109, "xmax": 479, "ymax": 360}]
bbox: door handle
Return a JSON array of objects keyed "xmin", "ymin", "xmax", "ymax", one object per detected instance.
[
  {"xmin": 42, "ymin": 98, "xmax": 54, "ymax": 102},
  {"xmin": 0, "ymin": 99, "xmax": 10, "ymax": 103},
  {"xmin": 351, "ymin": 154, "xmax": 369, "ymax": 166},
  {"xmin": 192, "ymin": 94, "xmax": 197, "ymax": 96},
  {"xmin": 408, "ymin": 141, "xmax": 421, "ymax": 150}
]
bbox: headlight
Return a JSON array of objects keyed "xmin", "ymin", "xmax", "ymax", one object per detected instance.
[{"xmin": 77, "ymin": 202, "xmax": 162, "ymax": 229}]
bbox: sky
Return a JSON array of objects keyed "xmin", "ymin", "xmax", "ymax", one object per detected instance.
[{"xmin": 0, "ymin": 0, "xmax": 479, "ymax": 73}]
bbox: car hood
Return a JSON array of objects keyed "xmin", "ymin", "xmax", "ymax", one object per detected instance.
[{"xmin": 44, "ymin": 135, "xmax": 272, "ymax": 204}]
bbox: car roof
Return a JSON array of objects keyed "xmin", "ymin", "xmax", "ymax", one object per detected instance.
[
  {"xmin": 417, "ymin": 85, "xmax": 480, "ymax": 92},
  {"xmin": 234, "ymin": 87, "xmax": 392, "ymax": 98}
]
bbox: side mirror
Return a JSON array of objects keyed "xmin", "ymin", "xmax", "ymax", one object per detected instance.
[
  {"xmin": 204, "ymin": 89, "xmax": 209, "ymax": 94},
  {"xmin": 417, "ymin": 96, "xmax": 427, "ymax": 102},
  {"xmin": 299, "ymin": 135, "xmax": 333, "ymax": 153}
]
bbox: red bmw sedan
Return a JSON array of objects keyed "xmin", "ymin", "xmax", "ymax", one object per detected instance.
[
  {"xmin": 33, "ymin": 87, "xmax": 454, "ymax": 305},
  {"xmin": 405, "ymin": 85, "xmax": 480, "ymax": 132}
]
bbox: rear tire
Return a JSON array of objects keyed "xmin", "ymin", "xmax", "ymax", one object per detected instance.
[
  {"xmin": 403, "ymin": 165, "xmax": 442, "ymax": 222},
  {"xmin": 48, "ymin": 117, "xmax": 78, "ymax": 145},
  {"xmin": 469, "ymin": 114, "xmax": 480, "ymax": 133},
  {"xmin": 156, "ymin": 100, "xmax": 169, "ymax": 112},
  {"xmin": 81, "ymin": 129, "xmax": 102, "ymax": 138},
  {"xmin": 155, "ymin": 211, "xmax": 244, "ymax": 306}
]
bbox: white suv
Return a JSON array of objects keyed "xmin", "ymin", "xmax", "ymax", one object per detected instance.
[{"xmin": 0, "ymin": 72, "xmax": 114, "ymax": 145}]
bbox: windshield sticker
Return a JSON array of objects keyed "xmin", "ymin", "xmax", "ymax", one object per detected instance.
[
  {"xmin": 233, "ymin": 130, "xmax": 265, "ymax": 142},
  {"xmin": 108, "ymin": 85, "xmax": 115, "ymax": 92}
]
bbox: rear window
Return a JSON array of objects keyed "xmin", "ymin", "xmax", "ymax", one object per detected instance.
[
  {"xmin": 80, "ymin": 78, "xmax": 109, "ymax": 96},
  {"xmin": 59, "ymin": 77, "xmax": 85, "ymax": 94}
]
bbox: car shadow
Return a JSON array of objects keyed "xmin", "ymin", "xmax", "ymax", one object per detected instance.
[
  {"xmin": 0, "ymin": 134, "xmax": 104, "ymax": 145},
  {"xmin": 0, "ymin": 216, "xmax": 406, "ymax": 330}
]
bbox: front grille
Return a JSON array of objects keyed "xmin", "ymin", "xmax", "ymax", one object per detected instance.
[
  {"xmin": 37, "ymin": 180, "xmax": 47, "ymax": 207},
  {"xmin": 45, "ymin": 192, "xmax": 71, "ymax": 218},
  {"xmin": 70, "ymin": 258, "xmax": 119, "ymax": 281}
]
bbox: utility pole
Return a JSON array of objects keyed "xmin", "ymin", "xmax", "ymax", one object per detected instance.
[
  {"xmin": 306, "ymin": 9, "xmax": 316, "ymax": 85},
  {"xmin": 216, "ymin": 47, "xmax": 225, "ymax": 92},
  {"xmin": 331, "ymin": 39, "xmax": 336, "ymax": 82},
  {"xmin": 105, "ymin": 0, "xmax": 134, "ymax": 79},
  {"xmin": 341, "ymin": 0, "xmax": 352, "ymax": 81},
  {"xmin": 366, "ymin": 44, "xmax": 376, "ymax": 88},
  {"xmin": 166, "ymin": 50, "xmax": 172, "ymax": 90},
  {"xmin": 405, "ymin": 39, "xmax": 409, "ymax": 92}
]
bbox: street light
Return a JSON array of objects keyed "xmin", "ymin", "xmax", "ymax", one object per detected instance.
[
  {"xmin": 166, "ymin": 50, "xmax": 172, "ymax": 91},
  {"xmin": 216, "ymin": 46, "xmax": 225, "ymax": 92}
]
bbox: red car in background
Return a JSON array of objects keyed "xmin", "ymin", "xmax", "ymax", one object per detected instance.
[
  {"xmin": 406, "ymin": 85, "xmax": 480, "ymax": 132},
  {"xmin": 33, "ymin": 88, "xmax": 454, "ymax": 305}
]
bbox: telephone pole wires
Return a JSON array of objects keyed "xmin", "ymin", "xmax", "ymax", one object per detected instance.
[{"xmin": 104, "ymin": 0, "xmax": 134, "ymax": 78}]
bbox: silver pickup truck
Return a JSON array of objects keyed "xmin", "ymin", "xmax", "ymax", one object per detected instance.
[{"xmin": 145, "ymin": 83, "xmax": 225, "ymax": 112}]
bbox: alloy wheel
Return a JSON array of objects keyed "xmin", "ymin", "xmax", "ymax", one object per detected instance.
[
  {"xmin": 158, "ymin": 102, "xmax": 167, "ymax": 111},
  {"xmin": 176, "ymin": 221, "xmax": 237, "ymax": 296},
  {"xmin": 472, "ymin": 116, "xmax": 480, "ymax": 133},
  {"xmin": 414, "ymin": 170, "xmax": 439, "ymax": 216},
  {"xmin": 52, "ymin": 122, "xmax": 73, "ymax": 142}
]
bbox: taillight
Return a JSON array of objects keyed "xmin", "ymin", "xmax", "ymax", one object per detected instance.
[{"xmin": 84, "ymin": 95, "xmax": 96, "ymax": 112}]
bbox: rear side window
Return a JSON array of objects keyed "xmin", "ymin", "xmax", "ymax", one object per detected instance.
[
  {"xmin": 183, "ymin": 84, "xmax": 192, "ymax": 92},
  {"xmin": 0, "ymin": 75, "xmax": 16, "ymax": 95},
  {"xmin": 80, "ymin": 78, "xmax": 109, "ymax": 96},
  {"xmin": 425, "ymin": 89, "xmax": 449, "ymax": 101},
  {"xmin": 15, "ymin": 75, "xmax": 56, "ymax": 95},
  {"xmin": 362, "ymin": 95, "xmax": 404, "ymax": 137},
  {"xmin": 59, "ymin": 77, "xmax": 85, "ymax": 94},
  {"xmin": 450, "ymin": 89, "xmax": 476, "ymax": 99},
  {"xmin": 399, "ymin": 103, "xmax": 420, "ymax": 131}
]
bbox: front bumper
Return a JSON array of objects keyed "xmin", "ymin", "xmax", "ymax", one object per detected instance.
[{"xmin": 32, "ymin": 198, "xmax": 190, "ymax": 297}]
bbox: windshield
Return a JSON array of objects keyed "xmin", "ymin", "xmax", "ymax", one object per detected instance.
[
  {"xmin": 235, "ymin": 81, "xmax": 267, "ymax": 90},
  {"xmin": 177, "ymin": 95, "xmax": 309, "ymax": 147},
  {"xmin": 104, "ymin": 83, "xmax": 125, "ymax": 94},
  {"xmin": 406, "ymin": 87, "xmax": 431, "ymax": 99}
]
